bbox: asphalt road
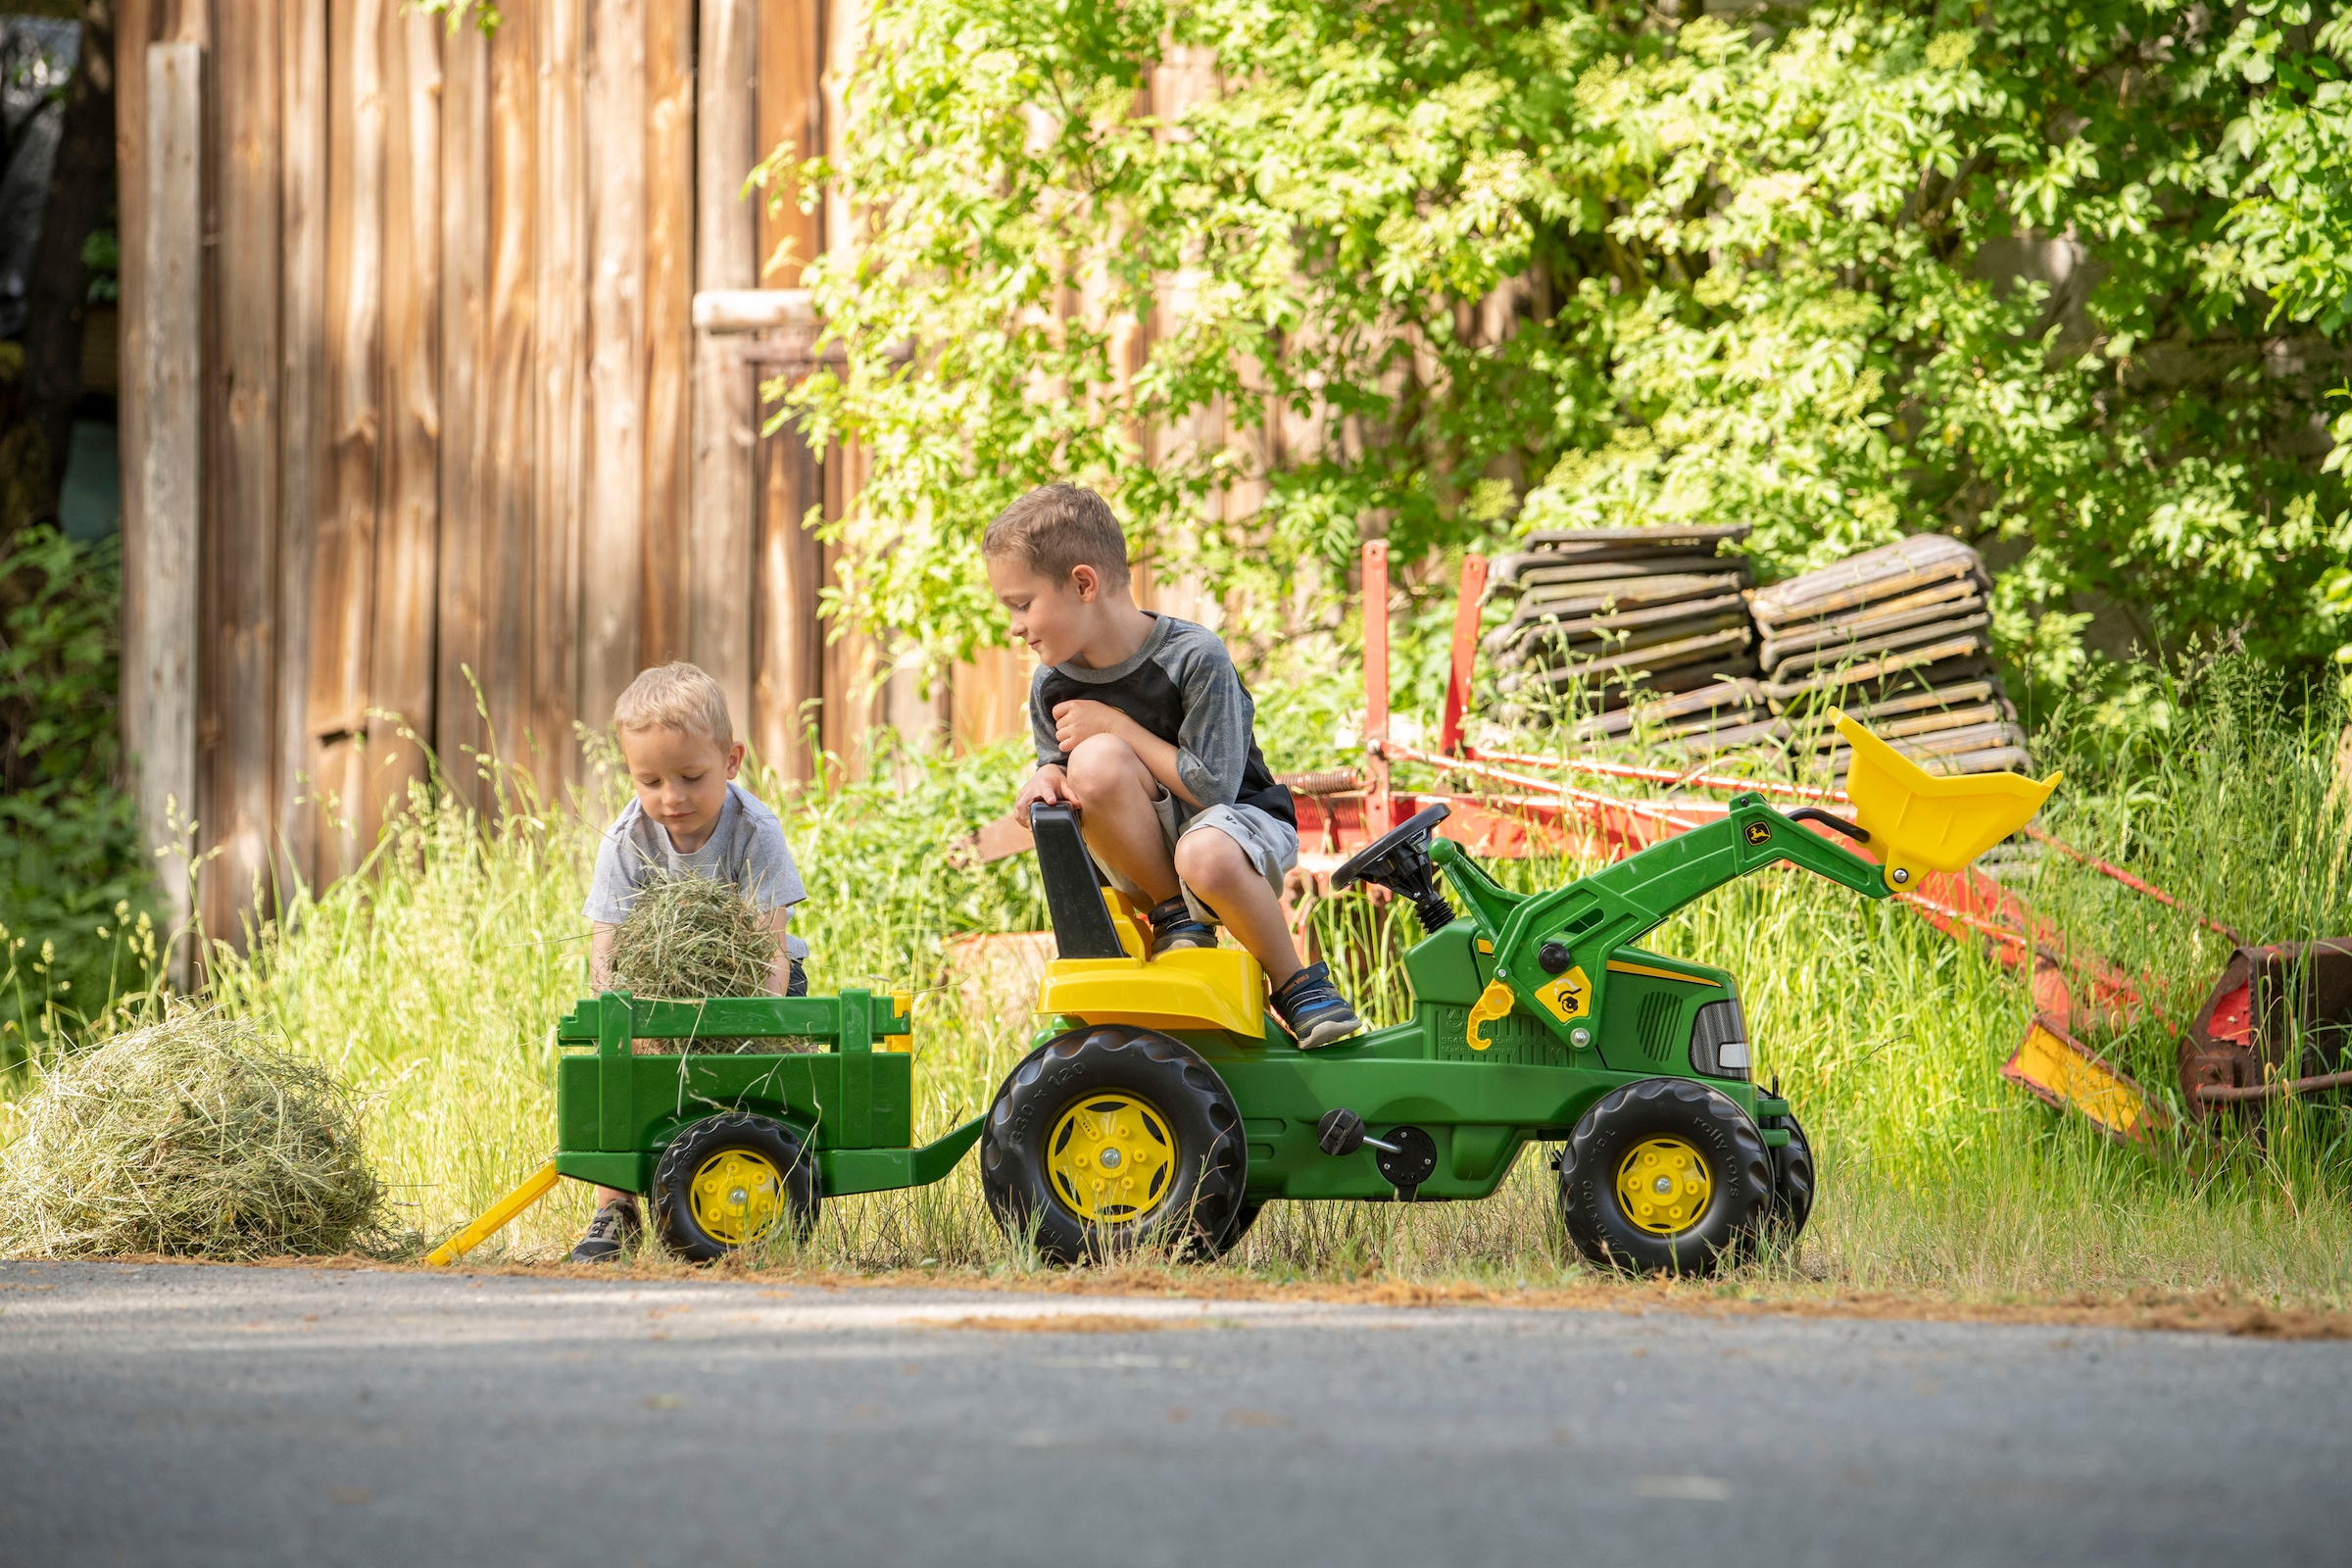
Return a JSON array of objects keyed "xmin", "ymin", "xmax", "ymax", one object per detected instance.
[{"xmin": 1, "ymin": 1260, "xmax": 2343, "ymax": 1568}]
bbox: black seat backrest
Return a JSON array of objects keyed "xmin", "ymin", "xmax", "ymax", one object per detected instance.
[{"xmin": 1029, "ymin": 804, "xmax": 1128, "ymax": 959}]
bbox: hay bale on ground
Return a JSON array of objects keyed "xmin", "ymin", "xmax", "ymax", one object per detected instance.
[
  {"xmin": 607, "ymin": 871, "xmax": 808, "ymax": 1053},
  {"xmin": 0, "ymin": 1015, "xmax": 386, "ymax": 1259}
]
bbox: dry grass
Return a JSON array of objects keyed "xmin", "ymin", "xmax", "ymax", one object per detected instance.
[
  {"xmin": 0, "ymin": 1013, "xmax": 386, "ymax": 1259},
  {"xmin": 606, "ymin": 870, "xmax": 788, "ymax": 1054}
]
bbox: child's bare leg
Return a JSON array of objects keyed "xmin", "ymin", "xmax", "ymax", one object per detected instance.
[
  {"xmin": 1171, "ymin": 828, "xmax": 1302, "ymax": 986},
  {"xmin": 1062, "ymin": 733, "xmax": 1181, "ymax": 904}
]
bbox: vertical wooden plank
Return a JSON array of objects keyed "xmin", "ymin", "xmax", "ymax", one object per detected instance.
[
  {"xmin": 436, "ymin": 17, "xmax": 490, "ymax": 814},
  {"xmin": 116, "ymin": 0, "xmax": 155, "ymax": 770},
  {"xmin": 276, "ymin": 0, "xmax": 327, "ymax": 894},
  {"xmin": 756, "ymin": 397, "xmax": 822, "ymax": 777},
  {"xmin": 952, "ymin": 644, "xmax": 1034, "ymax": 755},
  {"xmin": 756, "ymin": 0, "xmax": 820, "ymax": 286},
  {"xmin": 535, "ymin": 0, "xmax": 588, "ymax": 787},
  {"xmin": 639, "ymin": 0, "xmax": 693, "ymax": 668},
  {"xmin": 479, "ymin": 0, "xmax": 536, "ymax": 780},
  {"xmin": 818, "ymin": 446, "xmax": 880, "ymax": 777},
  {"xmin": 138, "ymin": 39, "xmax": 202, "ymax": 981},
  {"xmin": 580, "ymin": 0, "xmax": 647, "ymax": 736},
  {"xmin": 211, "ymin": 0, "xmax": 281, "ymax": 941},
  {"xmin": 690, "ymin": 0, "xmax": 757, "ymax": 726},
  {"xmin": 751, "ymin": 0, "xmax": 824, "ymax": 777},
  {"xmin": 365, "ymin": 6, "xmax": 441, "ymax": 848},
  {"xmin": 309, "ymin": 0, "xmax": 386, "ymax": 881}
]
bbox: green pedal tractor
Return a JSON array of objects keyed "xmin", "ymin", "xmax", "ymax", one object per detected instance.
[{"xmin": 978, "ymin": 713, "xmax": 2057, "ymax": 1272}]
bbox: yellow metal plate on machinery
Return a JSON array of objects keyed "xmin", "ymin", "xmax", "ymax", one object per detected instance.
[{"xmin": 2003, "ymin": 1020, "xmax": 2155, "ymax": 1139}]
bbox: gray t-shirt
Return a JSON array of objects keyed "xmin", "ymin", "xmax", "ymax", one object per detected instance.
[
  {"xmin": 582, "ymin": 782, "xmax": 809, "ymax": 959},
  {"xmin": 1027, "ymin": 612, "xmax": 1296, "ymax": 830}
]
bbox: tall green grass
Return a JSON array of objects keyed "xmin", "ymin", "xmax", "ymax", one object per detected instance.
[{"xmin": 12, "ymin": 663, "xmax": 2351, "ymax": 1300}]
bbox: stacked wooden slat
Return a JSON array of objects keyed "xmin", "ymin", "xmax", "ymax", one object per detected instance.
[
  {"xmin": 1487, "ymin": 524, "xmax": 1765, "ymax": 734},
  {"xmin": 1745, "ymin": 535, "xmax": 2030, "ymax": 778}
]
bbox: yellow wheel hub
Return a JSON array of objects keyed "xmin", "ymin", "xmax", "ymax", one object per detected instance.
[
  {"xmin": 1615, "ymin": 1137, "xmax": 1712, "ymax": 1236},
  {"xmin": 688, "ymin": 1148, "xmax": 787, "ymax": 1248},
  {"xmin": 1047, "ymin": 1092, "xmax": 1175, "ymax": 1225}
]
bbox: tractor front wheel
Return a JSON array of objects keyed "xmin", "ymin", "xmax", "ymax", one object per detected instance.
[
  {"xmin": 1556, "ymin": 1078, "xmax": 1771, "ymax": 1275},
  {"xmin": 651, "ymin": 1112, "xmax": 821, "ymax": 1262},
  {"xmin": 981, "ymin": 1025, "xmax": 1247, "ymax": 1265},
  {"xmin": 1761, "ymin": 1105, "xmax": 1815, "ymax": 1242}
]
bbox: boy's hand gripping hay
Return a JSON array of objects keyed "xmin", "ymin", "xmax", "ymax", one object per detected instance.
[
  {"xmin": 0, "ymin": 1014, "xmax": 387, "ymax": 1260},
  {"xmin": 605, "ymin": 871, "xmax": 812, "ymax": 1053}
]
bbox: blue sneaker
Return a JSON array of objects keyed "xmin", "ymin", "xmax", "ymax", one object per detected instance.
[
  {"xmin": 1272, "ymin": 961, "xmax": 1363, "ymax": 1050},
  {"xmin": 1146, "ymin": 896, "xmax": 1218, "ymax": 956}
]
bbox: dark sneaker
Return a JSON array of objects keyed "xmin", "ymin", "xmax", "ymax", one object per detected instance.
[
  {"xmin": 569, "ymin": 1200, "xmax": 642, "ymax": 1263},
  {"xmin": 1272, "ymin": 961, "xmax": 1363, "ymax": 1050},
  {"xmin": 1145, "ymin": 896, "xmax": 1218, "ymax": 956}
]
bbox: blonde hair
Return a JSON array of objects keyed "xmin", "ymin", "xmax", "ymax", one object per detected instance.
[
  {"xmin": 982, "ymin": 483, "xmax": 1132, "ymax": 588},
  {"xmin": 613, "ymin": 662, "xmax": 733, "ymax": 749}
]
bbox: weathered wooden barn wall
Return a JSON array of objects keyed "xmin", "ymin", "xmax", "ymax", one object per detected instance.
[{"xmin": 114, "ymin": 0, "xmax": 975, "ymax": 951}]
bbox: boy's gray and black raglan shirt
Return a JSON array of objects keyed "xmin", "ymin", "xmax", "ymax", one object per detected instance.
[
  {"xmin": 1028, "ymin": 612, "xmax": 1296, "ymax": 833},
  {"xmin": 582, "ymin": 782, "xmax": 809, "ymax": 959}
]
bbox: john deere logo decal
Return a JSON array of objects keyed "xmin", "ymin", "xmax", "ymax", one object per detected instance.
[{"xmin": 1743, "ymin": 820, "xmax": 1771, "ymax": 846}]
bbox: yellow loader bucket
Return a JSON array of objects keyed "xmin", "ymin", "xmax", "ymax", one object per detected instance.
[{"xmin": 1833, "ymin": 709, "xmax": 2060, "ymax": 889}]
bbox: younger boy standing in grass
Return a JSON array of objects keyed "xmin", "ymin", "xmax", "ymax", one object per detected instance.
[
  {"xmin": 985, "ymin": 483, "xmax": 1363, "ymax": 1051},
  {"xmin": 571, "ymin": 662, "xmax": 810, "ymax": 1262}
]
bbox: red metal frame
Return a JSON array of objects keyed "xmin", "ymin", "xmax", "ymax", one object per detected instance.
[
  {"xmin": 1362, "ymin": 540, "xmax": 1393, "ymax": 838},
  {"xmin": 1439, "ymin": 553, "xmax": 1488, "ymax": 757}
]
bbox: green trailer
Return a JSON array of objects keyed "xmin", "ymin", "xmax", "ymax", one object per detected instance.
[
  {"xmin": 428, "ymin": 988, "xmax": 983, "ymax": 1265},
  {"xmin": 978, "ymin": 712, "xmax": 2057, "ymax": 1272}
]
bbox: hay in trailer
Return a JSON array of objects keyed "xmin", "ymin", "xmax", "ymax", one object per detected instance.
[
  {"xmin": 606, "ymin": 871, "xmax": 810, "ymax": 1053},
  {"xmin": 0, "ymin": 1015, "xmax": 386, "ymax": 1259}
]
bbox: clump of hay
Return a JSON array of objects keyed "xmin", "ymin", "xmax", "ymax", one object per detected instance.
[
  {"xmin": 0, "ymin": 1015, "xmax": 386, "ymax": 1259},
  {"xmin": 608, "ymin": 872, "xmax": 807, "ymax": 1053}
]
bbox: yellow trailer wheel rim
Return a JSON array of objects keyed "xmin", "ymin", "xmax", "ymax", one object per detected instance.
[
  {"xmin": 689, "ymin": 1148, "xmax": 787, "ymax": 1247},
  {"xmin": 1615, "ymin": 1137, "xmax": 1712, "ymax": 1236},
  {"xmin": 1047, "ymin": 1092, "xmax": 1176, "ymax": 1225}
]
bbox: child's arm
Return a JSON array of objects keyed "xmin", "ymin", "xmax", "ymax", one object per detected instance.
[
  {"xmin": 589, "ymin": 921, "xmax": 617, "ymax": 989},
  {"xmin": 765, "ymin": 907, "xmax": 794, "ymax": 996},
  {"xmin": 1052, "ymin": 703, "xmax": 1200, "ymax": 807}
]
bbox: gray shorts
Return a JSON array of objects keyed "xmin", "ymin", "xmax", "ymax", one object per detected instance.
[{"xmin": 1101, "ymin": 794, "xmax": 1299, "ymax": 926}]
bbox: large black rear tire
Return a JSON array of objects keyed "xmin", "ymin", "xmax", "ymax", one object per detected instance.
[
  {"xmin": 981, "ymin": 1025, "xmax": 1246, "ymax": 1265},
  {"xmin": 1556, "ymin": 1078, "xmax": 1771, "ymax": 1275}
]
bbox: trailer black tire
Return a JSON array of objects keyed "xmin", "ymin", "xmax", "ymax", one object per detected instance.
[
  {"xmin": 1556, "ymin": 1078, "xmax": 1771, "ymax": 1275},
  {"xmin": 1762, "ymin": 1106, "xmax": 1815, "ymax": 1241},
  {"xmin": 981, "ymin": 1025, "xmax": 1246, "ymax": 1266},
  {"xmin": 651, "ymin": 1111, "xmax": 821, "ymax": 1262}
]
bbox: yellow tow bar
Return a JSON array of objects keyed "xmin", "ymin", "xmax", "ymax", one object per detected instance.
[{"xmin": 425, "ymin": 1160, "xmax": 563, "ymax": 1267}]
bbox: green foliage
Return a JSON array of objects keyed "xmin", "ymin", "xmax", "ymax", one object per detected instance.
[
  {"xmin": 0, "ymin": 527, "xmax": 153, "ymax": 1056},
  {"xmin": 788, "ymin": 0, "xmax": 2352, "ymax": 698}
]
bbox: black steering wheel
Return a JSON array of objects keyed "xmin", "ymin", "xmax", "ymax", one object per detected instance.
[
  {"xmin": 1329, "ymin": 804, "xmax": 1457, "ymax": 935},
  {"xmin": 1331, "ymin": 803, "xmax": 1450, "ymax": 891}
]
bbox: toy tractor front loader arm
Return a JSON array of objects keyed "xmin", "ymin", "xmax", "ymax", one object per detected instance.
[
  {"xmin": 1431, "ymin": 711, "xmax": 2059, "ymax": 1054},
  {"xmin": 1432, "ymin": 796, "xmax": 1888, "ymax": 1049}
]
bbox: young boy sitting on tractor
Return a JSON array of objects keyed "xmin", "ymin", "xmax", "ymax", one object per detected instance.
[
  {"xmin": 985, "ymin": 484, "xmax": 1364, "ymax": 1051},
  {"xmin": 569, "ymin": 662, "xmax": 811, "ymax": 1261}
]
